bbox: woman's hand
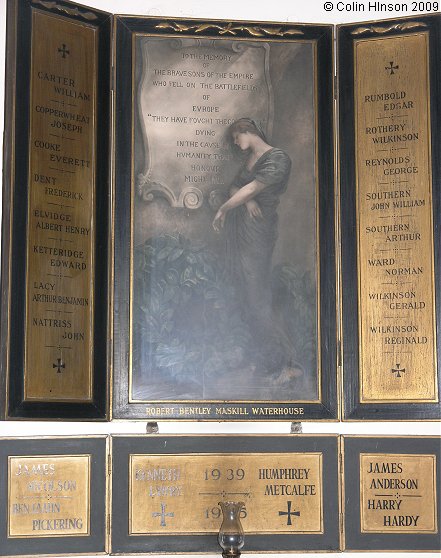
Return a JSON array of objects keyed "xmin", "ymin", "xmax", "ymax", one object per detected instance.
[
  {"xmin": 212, "ymin": 207, "xmax": 226, "ymax": 232},
  {"xmin": 246, "ymin": 199, "xmax": 262, "ymax": 219}
]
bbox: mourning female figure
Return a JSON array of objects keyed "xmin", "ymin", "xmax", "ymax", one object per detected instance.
[{"xmin": 213, "ymin": 118, "xmax": 302, "ymax": 384}]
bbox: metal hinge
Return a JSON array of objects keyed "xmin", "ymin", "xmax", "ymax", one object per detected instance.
[
  {"xmin": 290, "ymin": 421, "xmax": 303, "ymax": 433},
  {"xmin": 110, "ymin": 64, "xmax": 115, "ymax": 92},
  {"xmin": 107, "ymin": 453, "xmax": 112, "ymax": 475},
  {"xmin": 147, "ymin": 421, "xmax": 159, "ymax": 434}
]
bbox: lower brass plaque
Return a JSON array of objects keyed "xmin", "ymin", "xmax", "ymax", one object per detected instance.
[
  {"xmin": 8, "ymin": 455, "xmax": 91, "ymax": 538},
  {"xmin": 360, "ymin": 453, "xmax": 437, "ymax": 534},
  {"xmin": 354, "ymin": 32, "xmax": 438, "ymax": 403},
  {"xmin": 129, "ymin": 453, "xmax": 323, "ymax": 535}
]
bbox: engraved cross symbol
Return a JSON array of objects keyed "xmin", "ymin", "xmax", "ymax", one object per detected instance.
[
  {"xmin": 58, "ymin": 44, "xmax": 70, "ymax": 58},
  {"xmin": 391, "ymin": 363, "xmax": 405, "ymax": 378},
  {"xmin": 385, "ymin": 61, "xmax": 399, "ymax": 75},
  {"xmin": 53, "ymin": 358, "xmax": 65, "ymax": 374},
  {"xmin": 278, "ymin": 501, "xmax": 300, "ymax": 526},
  {"xmin": 152, "ymin": 503, "xmax": 174, "ymax": 527}
]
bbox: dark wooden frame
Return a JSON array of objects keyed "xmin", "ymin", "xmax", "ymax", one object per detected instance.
[
  {"xmin": 343, "ymin": 436, "xmax": 441, "ymax": 551},
  {"xmin": 111, "ymin": 434, "xmax": 340, "ymax": 553},
  {"xmin": 1, "ymin": 0, "xmax": 111, "ymax": 420},
  {"xmin": 112, "ymin": 15, "xmax": 337, "ymax": 421},
  {"xmin": 339, "ymin": 14, "xmax": 441, "ymax": 421},
  {"xmin": 0, "ymin": 436, "xmax": 108, "ymax": 556}
]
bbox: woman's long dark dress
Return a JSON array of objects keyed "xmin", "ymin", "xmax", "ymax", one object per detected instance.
[{"xmin": 225, "ymin": 147, "xmax": 293, "ymax": 375}]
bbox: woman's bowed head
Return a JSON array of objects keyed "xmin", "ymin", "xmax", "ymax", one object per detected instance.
[{"xmin": 212, "ymin": 118, "xmax": 274, "ymax": 232}]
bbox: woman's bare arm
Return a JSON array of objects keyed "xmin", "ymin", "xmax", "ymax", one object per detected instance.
[
  {"xmin": 223, "ymin": 179, "xmax": 265, "ymax": 210},
  {"xmin": 229, "ymin": 184, "xmax": 262, "ymax": 219},
  {"xmin": 213, "ymin": 180, "xmax": 265, "ymax": 231}
]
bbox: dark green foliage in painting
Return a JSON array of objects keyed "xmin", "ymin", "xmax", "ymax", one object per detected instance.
[
  {"xmin": 133, "ymin": 234, "xmax": 317, "ymax": 399},
  {"xmin": 133, "ymin": 234, "xmax": 253, "ymax": 396},
  {"xmin": 272, "ymin": 264, "xmax": 317, "ymax": 377}
]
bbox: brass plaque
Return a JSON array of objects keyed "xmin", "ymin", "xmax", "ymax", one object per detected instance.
[
  {"xmin": 354, "ymin": 33, "xmax": 438, "ymax": 403},
  {"xmin": 8, "ymin": 455, "xmax": 91, "ymax": 538},
  {"xmin": 24, "ymin": 9, "xmax": 97, "ymax": 401},
  {"xmin": 360, "ymin": 453, "xmax": 437, "ymax": 534},
  {"xmin": 129, "ymin": 453, "xmax": 323, "ymax": 535}
]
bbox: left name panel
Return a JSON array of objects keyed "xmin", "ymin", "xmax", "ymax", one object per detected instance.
[
  {"xmin": 25, "ymin": 9, "xmax": 96, "ymax": 401},
  {"xmin": 2, "ymin": 0, "xmax": 111, "ymax": 418}
]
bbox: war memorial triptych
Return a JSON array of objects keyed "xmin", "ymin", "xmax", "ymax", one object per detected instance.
[{"xmin": 2, "ymin": 0, "xmax": 440, "ymax": 421}]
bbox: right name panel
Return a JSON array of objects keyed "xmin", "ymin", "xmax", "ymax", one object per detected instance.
[{"xmin": 339, "ymin": 14, "xmax": 441, "ymax": 420}]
